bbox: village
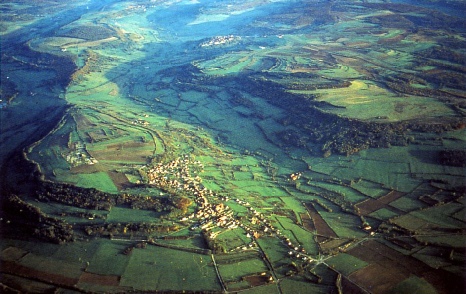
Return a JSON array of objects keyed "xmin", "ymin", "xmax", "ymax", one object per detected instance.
[
  {"xmin": 200, "ymin": 35, "xmax": 241, "ymax": 47},
  {"xmin": 143, "ymin": 155, "xmax": 325, "ymax": 272},
  {"xmin": 65, "ymin": 141, "xmax": 98, "ymax": 166},
  {"xmin": 2, "ymin": 0, "xmax": 465, "ymax": 292}
]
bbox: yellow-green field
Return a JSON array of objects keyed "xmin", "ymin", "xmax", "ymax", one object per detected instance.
[{"xmin": 1, "ymin": 0, "xmax": 465, "ymax": 293}]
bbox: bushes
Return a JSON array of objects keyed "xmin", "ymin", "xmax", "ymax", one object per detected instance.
[
  {"xmin": 84, "ymin": 222, "xmax": 179, "ymax": 237},
  {"xmin": 438, "ymin": 150, "xmax": 466, "ymax": 167},
  {"xmin": 36, "ymin": 181, "xmax": 175, "ymax": 212},
  {"xmin": 37, "ymin": 181, "xmax": 116, "ymax": 210},
  {"xmin": 5, "ymin": 195, "xmax": 75, "ymax": 244}
]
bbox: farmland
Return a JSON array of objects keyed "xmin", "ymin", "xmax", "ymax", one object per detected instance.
[{"xmin": 1, "ymin": 0, "xmax": 465, "ymax": 293}]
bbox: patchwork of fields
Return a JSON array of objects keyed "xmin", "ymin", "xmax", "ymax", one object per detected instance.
[{"xmin": 1, "ymin": 0, "xmax": 465, "ymax": 293}]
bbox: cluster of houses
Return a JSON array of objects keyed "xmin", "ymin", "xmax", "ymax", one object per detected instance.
[
  {"xmin": 202, "ymin": 197, "xmax": 320, "ymax": 267},
  {"xmin": 289, "ymin": 172, "xmax": 302, "ymax": 181},
  {"xmin": 146, "ymin": 155, "xmax": 204, "ymax": 193},
  {"xmin": 235, "ymin": 199, "xmax": 316, "ymax": 263},
  {"xmin": 286, "ymin": 238, "xmax": 313, "ymax": 263},
  {"xmin": 200, "ymin": 35, "xmax": 241, "ymax": 47},
  {"xmin": 132, "ymin": 119, "xmax": 150, "ymax": 126},
  {"xmin": 145, "ymin": 156, "xmax": 250, "ymax": 243},
  {"xmin": 189, "ymin": 202, "xmax": 239, "ymax": 237},
  {"xmin": 183, "ymin": 188, "xmax": 240, "ymax": 234},
  {"xmin": 65, "ymin": 141, "xmax": 98, "ymax": 166},
  {"xmin": 145, "ymin": 155, "xmax": 318, "ymax": 265},
  {"xmin": 196, "ymin": 194, "xmax": 319, "ymax": 269}
]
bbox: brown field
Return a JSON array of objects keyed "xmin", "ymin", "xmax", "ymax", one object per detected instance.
[
  {"xmin": 343, "ymin": 42, "xmax": 372, "ymax": 48},
  {"xmin": 55, "ymin": 133, "xmax": 70, "ymax": 148},
  {"xmin": 390, "ymin": 214, "xmax": 428, "ymax": 231},
  {"xmin": 78, "ymin": 272, "xmax": 120, "ymax": 286},
  {"xmin": 61, "ymin": 37, "xmax": 118, "ymax": 49},
  {"xmin": 74, "ymin": 112, "xmax": 96, "ymax": 129},
  {"xmin": 348, "ymin": 240, "xmax": 426, "ymax": 275},
  {"xmin": 341, "ymin": 275, "xmax": 365, "ymax": 293},
  {"xmin": 304, "ymin": 203, "xmax": 338, "ymax": 242},
  {"xmin": 349, "ymin": 262, "xmax": 407, "ymax": 293},
  {"xmin": 1, "ymin": 247, "xmax": 29, "ymax": 262},
  {"xmin": 389, "ymin": 238, "xmax": 415, "ymax": 250},
  {"xmin": 87, "ymin": 130, "xmax": 108, "ymax": 142},
  {"xmin": 421, "ymin": 269, "xmax": 464, "ymax": 294},
  {"xmin": 1, "ymin": 261, "xmax": 79, "ymax": 288},
  {"xmin": 71, "ymin": 163, "xmax": 104, "ymax": 174},
  {"xmin": 378, "ymin": 34, "xmax": 407, "ymax": 44},
  {"xmin": 347, "ymin": 240, "xmax": 462, "ymax": 293},
  {"xmin": 88, "ymin": 149, "xmax": 149, "ymax": 163},
  {"xmin": 300, "ymin": 213, "xmax": 316, "ymax": 232},
  {"xmin": 355, "ymin": 190, "xmax": 405, "ymax": 215},
  {"xmin": 243, "ymin": 274, "xmax": 270, "ymax": 287},
  {"xmin": 0, "ymin": 273, "xmax": 57, "ymax": 293},
  {"xmin": 108, "ymin": 170, "xmax": 131, "ymax": 190},
  {"xmin": 320, "ymin": 238, "xmax": 353, "ymax": 254},
  {"xmin": 106, "ymin": 142, "xmax": 148, "ymax": 149}
]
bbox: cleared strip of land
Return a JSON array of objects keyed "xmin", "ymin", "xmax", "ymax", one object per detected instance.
[
  {"xmin": 304, "ymin": 202, "xmax": 338, "ymax": 241},
  {"xmin": 355, "ymin": 190, "xmax": 405, "ymax": 215}
]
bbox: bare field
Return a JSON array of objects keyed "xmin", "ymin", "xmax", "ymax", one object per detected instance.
[
  {"xmin": 108, "ymin": 170, "xmax": 131, "ymax": 190},
  {"xmin": 1, "ymin": 260, "xmax": 79, "ymax": 288},
  {"xmin": 304, "ymin": 203, "xmax": 338, "ymax": 240},
  {"xmin": 78, "ymin": 272, "xmax": 120, "ymax": 286},
  {"xmin": 346, "ymin": 240, "xmax": 461, "ymax": 293},
  {"xmin": 88, "ymin": 149, "xmax": 149, "ymax": 163},
  {"xmin": 355, "ymin": 190, "xmax": 405, "ymax": 215},
  {"xmin": 349, "ymin": 262, "xmax": 408, "ymax": 293}
]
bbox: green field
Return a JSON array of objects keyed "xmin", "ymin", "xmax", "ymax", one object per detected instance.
[
  {"xmin": 326, "ymin": 253, "xmax": 368, "ymax": 276},
  {"xmin": 120, "ymin": 246, "xmax": 221, "ymax": 291},
  {"xmin": 1, "ymin": 0, "xmax": 465, "ymax": 293},
  {"xmin": 218, "ymin": 257, "xmax": 268, "ymax": 282}
]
